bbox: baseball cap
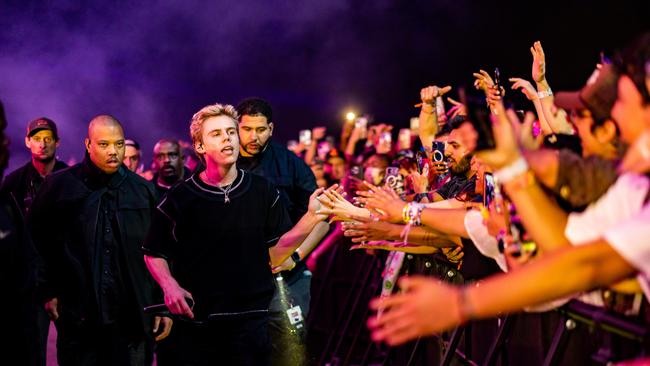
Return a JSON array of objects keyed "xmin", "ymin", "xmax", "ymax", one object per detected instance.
[
  {"xmin": 26, "ymin": 117, "xmax": 59, "ymax": 140},
  {"xmin": 554, "ymin": 63, "xmax": 620, "ymax": 123},
  {"xmin": 125, "ymin": 139, "xmax": 140, "ymax": 150}
]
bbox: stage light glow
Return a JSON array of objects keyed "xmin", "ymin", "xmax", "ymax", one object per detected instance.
[{"xmin": 345, "ymin": 112, "xmax": 356, "ymax": 121}]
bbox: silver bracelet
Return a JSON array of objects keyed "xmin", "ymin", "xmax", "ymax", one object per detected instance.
[{"xmin": 536, "ymin": 89, "xmax": 553, "ymax": 99}]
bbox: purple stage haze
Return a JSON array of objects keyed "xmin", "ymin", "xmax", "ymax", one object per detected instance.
[{"xmin": 1, "ymin": 0, "xmax": 648, "ymax": 171}]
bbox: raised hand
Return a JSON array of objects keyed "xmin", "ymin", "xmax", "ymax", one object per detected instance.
[
  {"xmin": 355, "ymin": 181, "xmax": 405, "ymax": 223},
  {"xmin": 531, "ymin": 41, "xmax": 546, "ymax": 83},
  {"xmin": 312, "ymin": 126, "xmax": 327, "ymax": 141},
  {"xmin": 473, "ymin": 69, "xmax": 495, "ymax": 91},
  {"xmin": 509, "ymin": 77, "xmax": 537, "ymax": 101},
  {"xmin": 446, "ymin": 97, "xmax": 467, "ymax": 119},
  {"xmin": 476, "ymin": 109, "xmax": 533, "ymax": 170},
  {"xmin": 420, "ymin": 85, "xmax": 452, "ymax": 105}
]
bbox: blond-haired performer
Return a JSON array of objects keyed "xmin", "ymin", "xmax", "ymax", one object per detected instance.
[{"xmin": 143, "ymin": 103, "xmax": 330, "ymax": 365}]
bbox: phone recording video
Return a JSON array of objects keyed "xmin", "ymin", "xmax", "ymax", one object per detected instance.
[
  {"xmin": 350, "ymin": 165, "xmax": 364, "ymax": 181},
  {"xmin": 431, "ymin": 141, "xmax": 445, "ymax": 162},
  {"xmin": 299, "ymin": 129, "xmax": 312, "ymax": 146},
  {"xmin": 483, "ymin": 172, "xmax": 495, "ymax": 208}
]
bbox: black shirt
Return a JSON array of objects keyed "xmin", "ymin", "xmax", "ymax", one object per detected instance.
[
  {"xmin": 436, "ymin": 173, "xmax": 477, "ymax": 201},
  {"xmin": 82, "ymin": 159, "xmax": 136, "ymax": 325},
  {"xmin": 237, "ymin": 140, "xmax": 316, "ymax": 225},
  {"xmin": 0, "ymin": 160, "xmax": 68, "ymax": 216},
  {"xmin": 143, "ymin": 169, "xmax": 293, "ymax": 318},
  {"xmin": 27, "ymin": 156, "xmax": 157, "ymax": 333}
]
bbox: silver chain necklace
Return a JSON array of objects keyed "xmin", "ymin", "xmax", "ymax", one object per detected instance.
[
  {"xmin": 217, "ymin": 181, "xmax": 234, "ymax": 203},
  {"xmin": 201, "ymin": 171, "xmax": 236, "ymax": 203}
]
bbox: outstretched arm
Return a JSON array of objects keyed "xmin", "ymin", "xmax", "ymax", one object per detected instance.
[{"xmin": 368, "ymin": 239, "xmax": 636, "ymax": 345}]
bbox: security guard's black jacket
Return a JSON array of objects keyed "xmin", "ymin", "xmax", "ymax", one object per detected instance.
[{"xmin": 27, "ymin": 156, "xmax": 159, "ymax": 336}]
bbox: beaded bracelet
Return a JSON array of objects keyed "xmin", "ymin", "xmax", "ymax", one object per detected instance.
[{"xmin": 402, "ymin": 202, "xmax": 423, "ymax": 226}]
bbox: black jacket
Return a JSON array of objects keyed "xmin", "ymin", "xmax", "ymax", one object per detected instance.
[
  {"xmin": 0, "ymin": 160, "xmax": 68, "ymax": 217},
  {"xmin": 238, "ymin": 140, "xmax": 317, "ymax": 224},
  {"xmin": 27, "ymin": 158, "xmax": 159, "ymax": 336}
]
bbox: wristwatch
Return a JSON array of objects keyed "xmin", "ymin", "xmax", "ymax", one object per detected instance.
[
  {"xmin": 414, "ymin": 192, "xmax": 429, "ymax": 202},
  {"xmin": 291, "ymin": 251, "xmax": 301, "ymax": 264}
]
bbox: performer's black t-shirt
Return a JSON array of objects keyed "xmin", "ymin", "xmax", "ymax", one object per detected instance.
[{"xmin": 143, "ymin": 169, "xmax": 293, "ymax": 318}]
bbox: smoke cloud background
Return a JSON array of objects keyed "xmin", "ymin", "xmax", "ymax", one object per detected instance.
[{"xmin": 1, "ymin": 0, "xmax": 648, "ymax": 170}]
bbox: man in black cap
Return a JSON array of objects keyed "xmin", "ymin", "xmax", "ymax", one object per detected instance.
[
  {"xmin": 1, "ymin": 117, "xmax": 68, "ymax": 215},
  {"xmin": 0, "ymin": 117, "xmax": 67, "ymax": 366}
]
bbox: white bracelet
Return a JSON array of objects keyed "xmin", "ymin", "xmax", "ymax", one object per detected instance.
[
  {"xmin": 494, "ymin": 156, "xmax": 529, "ymax": 184},
  {"xmin": 536, "ymin": 89, "xmax": 553, "ymax": 99}
]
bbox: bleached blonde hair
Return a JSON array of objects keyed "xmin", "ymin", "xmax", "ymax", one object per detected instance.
[{"xmin": 189, "ymin": 103, "xmax": 239, "ymax": 148}]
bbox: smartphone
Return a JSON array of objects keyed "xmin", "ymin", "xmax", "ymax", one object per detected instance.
[
  {"xmin": 432, "ymin": 141, "xmax": 445, "ymax": 162},
  {"xmin": 355, "ymin": 117, "xmax": 368, "ymax": 129},
  {"xmin": 384, "ymin": 167, "xmax": 401, "ymax": 191},
  {"xmin": 416, "ymin": 151, "xmax": 425, "ymax": 174},
  {"xmin": 299, "ymin": 129, "xmax": 312, "ymax": 146},
  {"xmin": 380, "ymin": 131, "xmax": 392, "ymax": 144},
  {"xmin": 483, "ymin": 172, "xmax": 495, "ymax": 208},
  {"xmin": 493, "ymin": 67, "xmax": 501, "ymax": 94},
  {"xmin": 350, "ymin": 165, "xmax": 364, "ymax": 180}
]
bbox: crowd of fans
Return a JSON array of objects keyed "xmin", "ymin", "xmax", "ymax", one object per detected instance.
[{"xmin": 0, "ymin": 31, "xmax": 649, "ymax": 366}]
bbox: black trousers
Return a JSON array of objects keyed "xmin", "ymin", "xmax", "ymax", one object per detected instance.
[
  {"xmin": 173, "ymin": 314, "xmax": 271, "ymax": 366},
  {"xmin": 56, "ymin": 318, "xmax": 146, "ymax": 366}
]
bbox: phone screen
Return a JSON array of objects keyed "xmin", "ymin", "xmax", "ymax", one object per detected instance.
[
  {"xmin": 483, "ymin": 172, "xmax": 495, "ymax": 208},
  {"xmin": 432, "ymin": 141, "xmax": 445, "ymax": 162},
  {"xmin": 299, "ymin": 130, "xmax": 312, "ymax": 146},
  {"xmin": 350, "ymin": 165, "xmax": 364, "ymax": 180}
]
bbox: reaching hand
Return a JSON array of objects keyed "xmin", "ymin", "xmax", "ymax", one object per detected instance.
[
  {"xmin": 368, "ymin": 276, "xmax": 463, "ymax": 345},
  {"xmin": 315, "ymin": 184, "xmax": 368, "ymax": 220},
  {"xmin": 408, "ymin": 171, "xmax": 430, "ymax": 194},
  {"xmin": 509, "ymin": 77, "xmax": 537, "ymax": 101},
  {"xmin": 511, "ymin": 110, "xmax": 543, "ymax": 150},
  {"xmin": 272, "ymin": 255, "xmax": 297, "ymax": 273},
  {"xmin": 473, "ymin": 69, "xmax": 495, "ymax": 91},
  {"xmin": 446, "ymin": 97, "xmax": 466, "ymax": 119},
  {"xmin": 476, "ymin": 109, "xmax": 532, "ymax": 170},
  {"xmin": 531, "ymin": 41, "xmax": 546, "ymax": 83},
  {"xmin": 342, "ymin": 216, "xmax": 401, "ymax": 243},
  {"xmin": 420, "ymin": 85, "xmax": 452, "ymax": 105},
  {"xmin": 307, "ymin": 187, "xmax": 327, "ymax": 220},
  {"xmin": 355, "ymin": 181, "xmax": 405, "ymax": 223},
  {"xmin": 312, "ymin": 126, "xmax": 327, "ymax": 141},
  {"xmin": 442, "ymin": 246, "xmax": 464, "ymax": 264},
  {"xmin": 350, "ymin": 240, "xmax": 437, "ymax": 254}
]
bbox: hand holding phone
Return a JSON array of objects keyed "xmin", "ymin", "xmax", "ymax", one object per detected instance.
[{"xmin": 299, "ymin": 129, "xmax": 312, "ymax": 146}]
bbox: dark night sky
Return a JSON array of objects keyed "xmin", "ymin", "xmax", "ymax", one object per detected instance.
[{"xmin": 1, "ymin": 0, "xmax": 648, "ymax": 171}]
